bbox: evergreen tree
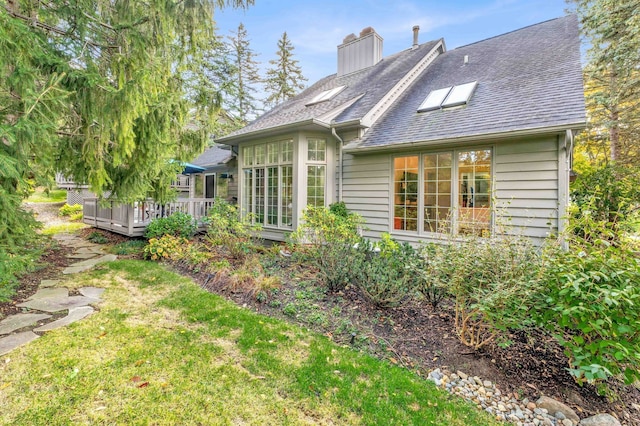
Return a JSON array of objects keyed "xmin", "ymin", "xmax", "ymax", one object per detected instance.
[
  {"xmin": 227, "ymin": 23, "xmax": 262, "ymax": 123},
  {"xmin": 570, "ymin": 0, "xmax": 640, "ymax": 165},
  {"xmin": 0, "ymin": 1, "xmax": 252, "ymax": 283},
  {"xmin": 264, "ymin": 32, "xmax": 307, "ymax": 107}
]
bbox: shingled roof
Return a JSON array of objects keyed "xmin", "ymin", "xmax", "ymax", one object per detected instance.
[
  {"xmin": 217, "ymin": 39, "xmax": 442, "ymax": 143},
  {"xmin": 191, "ymin": 144, "xmax": 233, "ymax": 169},
  {"xmin": 349, "ymin": 15, "xmax": 586, "ymax": 151}
]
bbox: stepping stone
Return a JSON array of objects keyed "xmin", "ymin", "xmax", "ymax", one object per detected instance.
[
  {"xmin": 66, "ymin": 253, "xmax": 99, "ymax": 260},
  {"xmin": 34, "ymin": 306, "xmax": 94, "ymax": 332},
  {"xmin": 0, "ymin": 331, "xmax": 40, "ymax": 356},
  {"xmin": 75, "ymin": 247, "xmax": 107, "ymax": 255},
  {"xmin": 79, "ymin": 287, "xmax": 105, "ymax": 299},
  {"xmin": 39, "ymin": 279, "xmax": 61, "ymax": 288},
  {"xmin": 17, "ymin": 295, "xmax": 99, "ymax": 313},
  {"xmin": 62, "ymin": 254, "xmax": 117, "ymax": 274},
  {"xmin": 0, "ymin": 313, "xmax": 52, "ymax": 335},
  {"xmin": 28, "ymin": 288, "xmax": 69, "ymax": 301},
  {"xmin": 52, "ymin": 234, "xmax": 77, "ymax": 241},
  {"xmin": 65, "ymin": 241, "xmax": 99, "ymax": 248}
]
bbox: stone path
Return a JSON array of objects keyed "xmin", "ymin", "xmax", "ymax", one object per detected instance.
[{"xmin": 0, "ymin": 233, "xmax": 114, "ymax": 356}]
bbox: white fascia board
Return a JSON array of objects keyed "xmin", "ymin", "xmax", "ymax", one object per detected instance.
[{"xmin": 360, "ymin": 39, "xmax": 445, "ymax": 128}]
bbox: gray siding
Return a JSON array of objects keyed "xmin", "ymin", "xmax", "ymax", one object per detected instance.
[
  {"xmin": 341, "ymin": 135, "xmax": 563, "ymax": 245},
  {"xmin": 341, "ymin": 152, "xmax": 390, "ymax": 237},
  {"xmin": 494, "ymin": 137, "xmax": 560, "ymax": 242}
]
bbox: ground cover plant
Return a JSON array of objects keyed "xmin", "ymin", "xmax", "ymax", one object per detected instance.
[
  {"xmin": 0, "ymin": 260, "xmax": 499, "ymax": 425},
  {"xmin": 25, "ymin": 188, "xmax": 67, "ymax": 204}
]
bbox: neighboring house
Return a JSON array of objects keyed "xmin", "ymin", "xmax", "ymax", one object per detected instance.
[
  {"xmin": 56, "ymin": 144, "xmax": 234, "ymax": 236},
  {"xmin": 216, "ymin": 16, "xmax": 586, "ymax": 245}
]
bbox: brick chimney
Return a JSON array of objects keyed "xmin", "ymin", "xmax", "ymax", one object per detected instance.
[{"xmin": 337, "ymin": 27, "xmax": 383, "ymax": 76}]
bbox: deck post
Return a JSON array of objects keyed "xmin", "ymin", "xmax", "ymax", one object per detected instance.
[{"xmin": 127, "ymin": 204, "xmax": 134, "ymax": 236}]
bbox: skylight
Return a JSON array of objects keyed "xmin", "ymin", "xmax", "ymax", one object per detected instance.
[
  {"xmin": 417, "ymin": 81, "xmax": 478, "ymax": 112},
  {"xmin": 306, "ymin": 85, "xmax": 346, "ymax": 106},
  {"xmin": 442, "ymin": 81, "xmax": 477, "ymax": 107},
  {"xmin": 417, "ymin": 87, "xmax": 452, "ymax": 112}
]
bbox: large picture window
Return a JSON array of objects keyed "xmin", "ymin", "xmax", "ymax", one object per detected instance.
[
  {"xmin": 306, "ymin": 138, "xmax": 327, "ymax": 208},
  {"xmin": 393, "ymin": 148, "xmax": 492, "ymax": 235},
  {"xmin": 241, "ymin": 139, "xmax": 294, "ymax": 228}
]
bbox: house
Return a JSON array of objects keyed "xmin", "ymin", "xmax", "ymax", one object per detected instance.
[
  {"xmin": 60, "ymin": 144, "xmax": 235, "ymax": 236},
  {"xmin": 216, "ymin": 16, "xmax": 586, "ymax": 245}
]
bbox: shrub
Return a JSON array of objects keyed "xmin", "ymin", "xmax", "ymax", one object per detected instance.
[
  {"xmin": 69, "ymin": 212, "xmax": 83, "ymax": 221},
  {"xmin": 354, "ymin": 234, "xmax": 421, "ymax": 308},
  {"xmin": 111, "ymin": 240, "xmax": 146, "ymax": 256},
  {"xmin": 144, "ymin": 212, "xmax": 196, "ymax": 239},
  {"xmin": 535, "ymin": 214, "xmax": 640, "ymax": 386},
  {"xmin": 431, "ymin": 234, "xmax": 542, "ymax": 350},
  {"xmin": 58, "ymin": 203, "xmax": 82, "ymax": 217},
  {"xmin": 289, "ymin": 205, "xmax": 364, "ymax": 291},
  {"xmin": 205, "ymin": 198, "xmax": 262, "ymax": 258},
  {"xmin": 143, "ymin": 235, "xmax": 189, "ymax": 261},
  {"xmin": 417, "ymin": 243, "xmax": 453, "ymax": 308},
  {"xmin": 87, "ymin": 231, "xmax": 108, "ymax": 244}
]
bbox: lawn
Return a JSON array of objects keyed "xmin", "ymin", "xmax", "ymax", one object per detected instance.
[
  {"xmin": 0, "ymin": 260, "xmax": 500, "ymax": 425},
  {"xmin": 25, "ymin": 187, "xmax": 67, "ymax": 203}
]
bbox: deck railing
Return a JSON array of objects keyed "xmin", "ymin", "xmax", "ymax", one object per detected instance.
[{"xmin": 83, "ymin": 198, "xmax": 215, "ymax": 237}]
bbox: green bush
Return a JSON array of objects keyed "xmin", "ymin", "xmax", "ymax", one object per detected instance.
[
  {"xmin": 58, "ymin": 203, "xmax": 82, "ymax": 216},
  {"xmin": 428, "ymin": 234, "xmax": 542, "ymax": 350},
  {"xmin": 143, "ymin": 235, "xmax": 189, "ymax": 261},
  {"xmin": 535, "ymin": 213, "xmax": 640, "ymax": 386},
  {"xmin": 144, "ymin": 211, "xmax": 196, "ymax": 239},
  {"xmin": 418, "ymin": 243, "xmax": 453, "ymax": 308},
  {"xmin": 290, "ymin": 205, "xmax": 364, "ymax": 291},
  {"xmin": 205, "ymin": 198, "xmax": 262, "ymax": 258},
  {"xmin": 354, "ymin": 234, "xmax": 421, "ymax": 308}
]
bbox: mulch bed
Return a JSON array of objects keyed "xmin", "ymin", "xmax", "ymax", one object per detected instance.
[{"xmin": 4, "ymin": 228, "xmax": 639, "ymax": 424}]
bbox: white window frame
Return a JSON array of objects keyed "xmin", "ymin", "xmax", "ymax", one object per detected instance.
[{"xmin": 391, "ymin": 146, "xmax": 494, "ymax": 236}]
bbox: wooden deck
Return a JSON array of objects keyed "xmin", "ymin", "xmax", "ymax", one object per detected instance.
[{"xmin": 83, "ymin": 198, "xmax": 215, "ymax": 237}]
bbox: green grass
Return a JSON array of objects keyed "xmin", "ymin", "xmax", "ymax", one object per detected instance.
[
  {"xmin": 109, "ymin": 239, "xmax": 146, "ymax": 255},
  {"xmin": 40, "ymin": 222, "xmax": 87, "ymax": 235},
  {"xmin": 25, "ymin": 187, "xmax": 67, "ymax": 203},
  {"xmin": 0, "ymin": 260, "xmax": 500, "ymax": 425}
]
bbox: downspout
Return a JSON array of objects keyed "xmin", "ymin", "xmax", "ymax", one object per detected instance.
[{"xmin": 331, "ymin": 127, "xmax": 344, "ymax": 202}]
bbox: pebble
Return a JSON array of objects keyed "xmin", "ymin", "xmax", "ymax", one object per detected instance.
[{"xmin": 425, "ymin": 368, "xmax": 595, "ymax": 426}]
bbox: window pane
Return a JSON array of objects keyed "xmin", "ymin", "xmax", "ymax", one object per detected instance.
[
  {"xmin": 254, "ymin": 168, "xmax": 265, "ymax": 224},
  {"xmin": 216, "ymin": 177, "xmax": 228, "ymax": 199},
  {"xmin": 267, "ymin": 167, "xmax": 278, "ymax": 225},
  {"xmin": 267, "ymin": 142, "xmax": 279, "ymax": 164},
  {"xmin": 458, "ymin": 149, "xmax": 491, "ymax": 236},
  {"xmin": 194, "ymin": 175, "xmax": 204, "ymax": 198},
  {"xmin": 393, "ymin": 156, "xmax": 419, "ymax": 231},
  {"xmin": 308, "ymin": 138, "xmax": 326, "ymax": 162},
  {"xmin": 307, "ymin": 165, "xmax": 325, "ymax": 207},
  {"xmin": 281, "ymin": 166, "xmax": 293, "ymax": 227},
  {"xmin": 242, "ymin": 146, "xmax": 253, "ymax": 166},
  {"xmin": 281, "ymin": 140, "xmax": 293, "ymax": 163},
  {"xmin": 423, "ymin": 153, "xmax": 452, "ymax": 233},
  {"xmin": 255, "ymin": 145, "xmax": 265, "ymax": 165},
  {"xmin": 242, "ymin": 169, "xmax": 252, "ymax": 218}
]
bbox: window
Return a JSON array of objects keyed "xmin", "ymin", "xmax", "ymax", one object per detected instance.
[
  {"xmin": 306, "ymin": 86, "xmax": 346, "ymax": 106},
  {"xmin": 393, "ymin": 156, "xmax": 419, "ymax": 231},
  {"xmin": 393, "ymin": 148, "xmax": 491, "ymax": 235},
  {"xmin": 417, "ymin": 81, "xmax": 478, "ymax": 112},
  {"xmin": 241, "ymin": 139, "xmax": 294, "ymax": 228},
  {"xmin": 216, "ymin": 177, "xmax": 229, "ymax": 199},
  {"xmin": 306, "ymin": 138, "xmax": 327, "ymax": 208}
]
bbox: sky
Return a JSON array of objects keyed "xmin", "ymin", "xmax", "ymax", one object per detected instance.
[{"xmin": 214, "ymin": 0, "xmax": 572, "ymax": 87}]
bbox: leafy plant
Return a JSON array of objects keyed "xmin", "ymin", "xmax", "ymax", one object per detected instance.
[
  {"xmin": 354, "ymin": 234, "xmax": 421, "ymax": 308},
  {"xmin": 417, "ymin": 243, "xmax": 453, "ymax": 308},
  {"xmin": 289, "ymin": 205, "xmax": 364, "ymax": 291},
  {"xmin": 87, "ymin": 231, "xmax": 108, "ymax": 244},
  {"xmin": 205, "ymin": 198, "xmax": 262, "ymax": 259},
  {"xmin": 144, "ymin": 235, "xmax": 189, "ymax": 261},
  {"xmin": 535, "ymin": 212, "xmax": 640, "ymax": 386},
  {"xmin": 144, "ymin": 212, "xmax": 197, "ymax": 239},
  {"xmin": 110, "ymin": 240, "xmax": 146, "ymax": 256},
  {"xmin": 58, "ymin": 203, "xmax": 83, "ymax": 217}
]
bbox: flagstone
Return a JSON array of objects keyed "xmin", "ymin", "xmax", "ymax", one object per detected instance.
[
  {"xmin": 0, "ymin": 313, "xmax": 52, "ymax": 335},
  {"xmin": 66, "ymin": 253, "xmax": 99, "ymax": 260},
  {"xmin": 34, "ymin": 307, "xmax": 94, "ymax": 332},
  {"xmin": 39, "ymin": 279, "xmax": 61, "ymax": 288},
  {"xmin": 17, "ymin": 295, "xmax": 98, "ymax": 313},
  {"xmin": 0, "ymin": 331, "xmax": 39, "ymax": 356},
  {"xmin": 28, "ymin": 288, "xmax": 69, "ymax": 301}
]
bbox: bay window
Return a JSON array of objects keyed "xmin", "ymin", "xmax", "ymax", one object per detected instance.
[{"xmin": 242, "ymin": 139, "xmax": 294, "ymax": 228}]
